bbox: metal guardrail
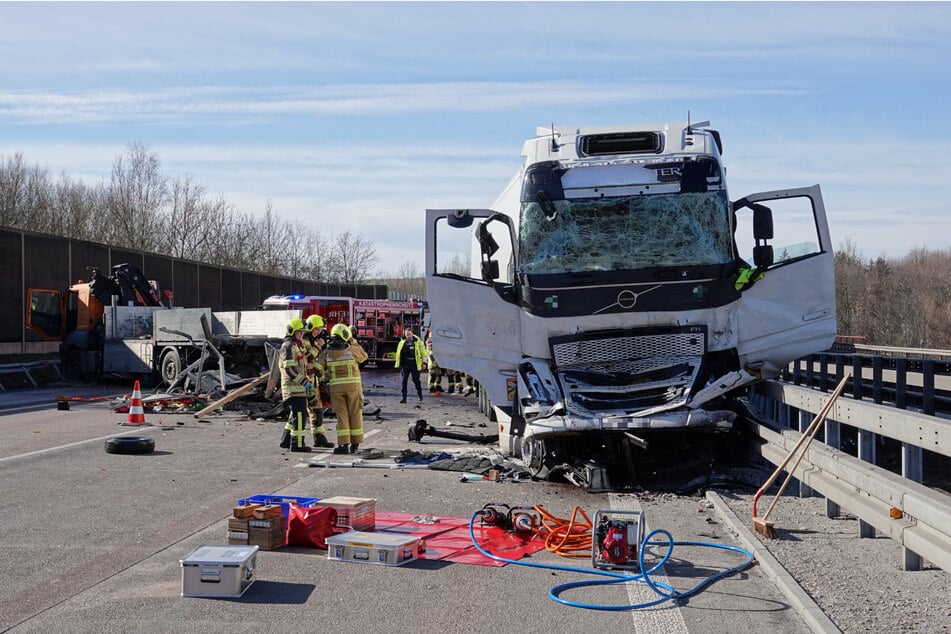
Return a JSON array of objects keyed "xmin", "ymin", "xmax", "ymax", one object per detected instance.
[
  {"xmin": 0, "ymin": 360, "xmax": 62, "ymax": 390},
  {"xmin": 854, "ymin": 344, "xmax": 951, "ymax": 361},
  {"xmin": 747, "ymin": 379, "xmax": 951, "ymax": 574},
  {"xmin": 785, "ymin": 352, "xmax": 951, "ymax": 416}
]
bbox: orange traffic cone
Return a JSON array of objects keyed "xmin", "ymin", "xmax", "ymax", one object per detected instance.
[{"xmin": 123, "ymin": 380, "xmax": 147, "ymax": 426}]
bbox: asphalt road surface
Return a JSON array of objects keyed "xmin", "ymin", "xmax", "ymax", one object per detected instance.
[{"xmin": 0, "ymin": 369, "xmax": 947, "ymax": 633}]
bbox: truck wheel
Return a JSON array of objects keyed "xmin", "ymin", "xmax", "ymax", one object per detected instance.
[
  {"xmin": 159, "ymin": 348, "xmax": 181, "ymax": 386},
  {"xmin": 522, "ymin": 438, "xmax": 551, "ymax": 479},
  {"xmin": 104, "ymin": 436, "xmax": 155, "ymax": 455}
]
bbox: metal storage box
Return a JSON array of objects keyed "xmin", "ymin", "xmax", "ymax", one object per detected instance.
[
  {"xmin": 180, "ymin": 545, "xmax": 259, "ymax": 598},
  {"xmin": 326, "ymin": 531, "xmax": 419, "ymax": 566}
]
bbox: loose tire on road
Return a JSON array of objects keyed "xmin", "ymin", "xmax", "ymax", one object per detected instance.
[{"xmin": 104, "ymin": 436, "xmax": 155, "ymax": 455}]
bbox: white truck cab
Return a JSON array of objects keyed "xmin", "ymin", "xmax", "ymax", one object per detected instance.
[{"xmin": 425, "ymin": 122, "xmax": 836, "ymax": 489}]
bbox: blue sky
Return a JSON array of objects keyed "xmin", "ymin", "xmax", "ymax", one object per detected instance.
[{"xmin": 1, "ymin": 1, "xmax": 949, "ymax": 273}]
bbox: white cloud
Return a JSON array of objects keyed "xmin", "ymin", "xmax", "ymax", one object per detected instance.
[{"xmin": 0, "ymin": 80, "xmax": 807, "ymax": 125}]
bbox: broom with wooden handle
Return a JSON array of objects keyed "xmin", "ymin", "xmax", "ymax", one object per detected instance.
[{"xmin": 752, "ymin": 373, "xmax": 850, "ymax": 538}]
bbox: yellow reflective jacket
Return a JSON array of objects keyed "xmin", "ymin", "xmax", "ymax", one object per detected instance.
[
  {"xmin": 317, "ymin": 341, "xmax": 368, "ymax": 391},
  {"xmin": 394, "ymin": 336, "xmax": 425, "ymax": 371},
  {"xmin": 279, "ymin": 336, "xmax": 308, "ymax": 400}
]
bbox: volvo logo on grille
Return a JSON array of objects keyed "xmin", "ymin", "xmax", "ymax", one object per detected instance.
[{"xmin": 594, "ymin": 286, "xmax": 661, "ymax": 314}]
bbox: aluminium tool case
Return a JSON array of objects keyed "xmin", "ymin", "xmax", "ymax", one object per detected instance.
[
  {"xmin": 326, "ymin": 530, "xmax": 419, "ymax": 566},
  {"xmin": 180, "ymin": 544, "xmax": 259, "ymax": 598}
]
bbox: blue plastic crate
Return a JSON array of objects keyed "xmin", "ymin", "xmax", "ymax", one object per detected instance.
[{"xmin": 236, "ymin": 495, "xmax": 320, "ymax": 519}]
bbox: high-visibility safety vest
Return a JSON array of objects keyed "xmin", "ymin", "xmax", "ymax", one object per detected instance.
[
  {"xmin": 279, "ymin": 336, "xmax": 308, "ymax": 400},
  {"xmin": 395, "ymin": 336, "xmax": 425, "ymax": 371},
  {"xmin": 318, "ymin": 342, "xmax": 368, "ymax": 390},
  {"xmin": 735, "ymin": 267, "xmax": 765, "ymax": 291}
]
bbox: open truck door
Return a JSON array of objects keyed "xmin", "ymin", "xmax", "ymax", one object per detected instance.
[
  {"xmin": 26, "ymin": 289, "xmax": 65, "ymax": 340},
  {"xmin": 425, "ymin": 209, "xmax": 524, "ymax": 418},
  {"xmin": 732, "ymin": 185, "xmax": 837, "ymax": 376}
]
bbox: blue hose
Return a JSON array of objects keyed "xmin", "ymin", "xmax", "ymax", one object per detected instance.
[{"xmin": 468, "ymin": 513, "xmax": 754, "ymax": 611}]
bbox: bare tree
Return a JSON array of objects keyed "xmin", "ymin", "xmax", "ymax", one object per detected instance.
[
  {"xmin": 833, "ymin": 239, "xmax": 867, "ymax": 338},
  {"xmin": 283, "ymin": 219, "xmax": 314, "ymax": 279},
  {"xmin": 165, "ymin": 175, "xmax": 215, "ymax": 260},
  {"xmin": 385, "ymin": 260, "xmax": 426, "ymax": 298},
  {"xmin": 48, "ymin": 173, "xmax": 97, "ymax": 240},
  {"xmin": 205, "ymin": 205, "xmax": 260, "ymax": 270},
  {"xmin": 101, "ymin": 142, "xmax": 167, "ymax": 251},
  {"xmin": 0, "ymin": 153, "xmax": 30, "ymax": 227},
  {"xmin": 257, "ymin": 200, "xmax": 290, "ymax": 276},
  {"xmin": 300, "ymin": 228, "xmax": 330, "ymax": 282},
  {"xmin": 326, "ymin": 231, "xmax": 380, "ymax": 284}
]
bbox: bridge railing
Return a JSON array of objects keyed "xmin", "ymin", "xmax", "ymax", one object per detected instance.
[{"xmin": 747, "ymin": 364, "xmax": 951, "ymax": 573}]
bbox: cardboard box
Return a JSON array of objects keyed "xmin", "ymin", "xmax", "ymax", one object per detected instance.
[
  {"xmin": 326, "ymin": 531, "xmax": 419, "ymax": 567},
  {"xmin": 317, "ymin": 496, "xmax": 376, "ymax": 532},
  {"xmin": 181, "ymin": 545, "xmax": 258, "ymax": 598}
]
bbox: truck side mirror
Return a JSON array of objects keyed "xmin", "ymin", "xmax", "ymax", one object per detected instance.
[
  {"xmin": 751, "ymin": 203, "xmax": 774, "ymax": 267},
  {"xmin": 752, "ymin": 204, "xmax": 773, "ymax": 240},
  {"xmin": 753, "ymin": 245, "xmax": 774, "ymax": 268},
  {"xmin": 481, "ymin": 260, "xmax": 500, "ymax": 282}
]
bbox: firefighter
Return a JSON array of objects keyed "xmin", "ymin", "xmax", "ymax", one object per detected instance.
[
  {"xmin": 317, "ymin": 323, "xmax": 368, "ymax": 455},
  {"xmin": 426, "ymin": 334, "xmax": 443, "ymax": 395},
  {"xmin": 302, "ymin": 314, "xmax": 334, "ymax": 448},
  {"xmin": 278, "ymin": 317, "xmax": 311, "ymax": 452},
  {"xmin": 446, "ymin": 368, "xmax": 462, "ymax": 394},
  {"xmin": 461, "ymin": 374, "xmax": 477, "ymax": 396},
  {"xmin": 395, "ymin": 327, "xmax": 425, "ymax": 403}
]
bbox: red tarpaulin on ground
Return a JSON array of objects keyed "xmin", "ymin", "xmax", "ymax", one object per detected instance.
[{"xmin": 374, "ymin": 511, "xmax": 546, "ymax": 567}]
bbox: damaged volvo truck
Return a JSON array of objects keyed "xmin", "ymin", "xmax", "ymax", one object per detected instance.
[{"xmin": 424, "ymin": 121, "xmax": 837, "ymax": 491}]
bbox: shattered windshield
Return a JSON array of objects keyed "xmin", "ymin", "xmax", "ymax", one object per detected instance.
[{"xmin": 518, "ymin": 191, "xmax": 734, "ymax": 275}]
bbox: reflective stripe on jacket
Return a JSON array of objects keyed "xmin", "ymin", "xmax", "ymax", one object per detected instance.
[
  {"xmin": 280, "ymin": 336, "xmax": 308, "ymax": 399},
  {"xmin": 318, "ymin": 342, "xmax": 368, "ymax": 390}
]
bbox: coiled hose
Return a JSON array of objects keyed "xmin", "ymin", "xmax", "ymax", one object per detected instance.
[{"xmin": 470, "ymin": 505, "xmax": 755, "ymax": 611}]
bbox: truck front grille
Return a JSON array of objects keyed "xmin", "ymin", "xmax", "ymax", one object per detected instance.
[
  {"xmin": 551, "ymin": 330, "xmax": 704, "ymax": 368},
  {"xmin": 550, "ymin": 327, "xmax": 705, "ymax": 417}
]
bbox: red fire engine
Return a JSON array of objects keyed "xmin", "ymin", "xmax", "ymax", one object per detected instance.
[{"xmin": 260, "ymin": 295, "xmax": 428, "ymax": 367}]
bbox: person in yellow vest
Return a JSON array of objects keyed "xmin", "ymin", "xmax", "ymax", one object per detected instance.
[
  {"xmin": 302, "ymin": 314, "xmax": 334, "ymax": 448},
  {"xmin": 395, "ymin": 327, "xmax": 425, "ymax": 403},
  {"xmin": 317, "ymin": 323, "xmax": 368, "ymax": 455},
  {"xmin": 279, "ymin": 317, "xmax": 312, "ymax": 452}
]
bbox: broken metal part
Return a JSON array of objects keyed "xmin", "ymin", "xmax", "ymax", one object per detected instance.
[{"xmin": 407, "ymin": 419, "xmax": 499, "ymax": 444}]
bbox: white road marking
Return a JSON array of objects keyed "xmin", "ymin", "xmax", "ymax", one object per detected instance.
[
  {"xmin": 294, "ymin": 428, "xmax": 381, "ymax": 467},
  {"xmin": 610, "ymin": 493, "xmax": 689, "ymax": 634},
  {"xmin": 0, "ymin": 427, "xmax": 156, "ymax": 465}
]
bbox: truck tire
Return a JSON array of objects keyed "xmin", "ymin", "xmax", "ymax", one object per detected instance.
[
  {"xmin": 104, "ymin": 436, "xmax": 155, "ymax": 455},
  {"xmin": 159, "ymin": 348, "xmax": 181, "ymax": 386},
  {"xmin": 521, "ymin": 437, "xmax": 552, "ymax": 479}
]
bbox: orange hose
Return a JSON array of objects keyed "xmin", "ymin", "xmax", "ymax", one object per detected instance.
[{"xmin": 532, "ymin": 505, "xmax": 594, "ymax": 558}]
